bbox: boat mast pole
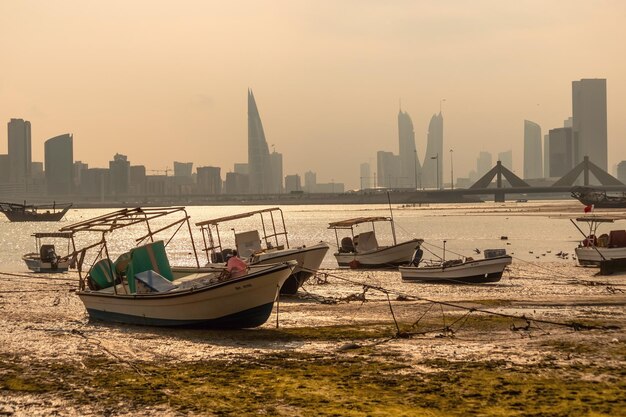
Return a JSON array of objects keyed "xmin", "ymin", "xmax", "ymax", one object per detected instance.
[
  {"xmin": 569, "ymin": 219, "xmax": 606, "ymax": 261},
  {"xmin": 387, "ymin": 192, "xmax": 397, "ymax": 245}
]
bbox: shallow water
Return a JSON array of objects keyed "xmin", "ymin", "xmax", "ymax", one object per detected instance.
[{"xmin": 0, "ymin": 199, "xmax": 620, "ymax": 273}]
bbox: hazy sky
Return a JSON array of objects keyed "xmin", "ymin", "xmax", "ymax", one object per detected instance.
[{"xmin": 1, "ymin": 1, "xmax": 625, "ymax": 189}]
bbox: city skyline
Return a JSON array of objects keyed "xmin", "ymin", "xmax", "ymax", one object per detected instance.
[{"xmin": 1, "ymin": 2, "xmax": 626, "ymax": 189}]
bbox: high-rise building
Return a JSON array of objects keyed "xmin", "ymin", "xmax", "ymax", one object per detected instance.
[
  {"xmin": 422, "ymin": 112, "xmax": 443, "ymax": 189},
  {"xmin": 498, "ymin": 150, "xmax": 513, "ymax": 171},
  {"xmin": 197, "ymin": 166, "xmax": 222, "ymax": 195},
  {"xmin": 224, "ymin": 172, "xmax": 249, "ymax": 194},
  {"xmin": 572, "ymin": 78, "xmax": 607, "ymax": 170},
  {"xmin": 617, "ymin": 161, "xmax": 626, "ymax": 184},
  {"xmin": 174, "ymin": 161, "xmax": 193, "ymax": 178},
  {"xmin": 74, "ymin": 161, "xmax": 88, "ymax": 189},
  {"xmin": 109, "ymin": 153, "xmax": 130, "ymax": 196},
  {"xmin": 247, "ymin": 89, "xmax": 274, "ymax": 194},
  {"xmin": 7, "ymin": 118, "xmax": 32, "ymax": 183},
  {"xmin": 477, "ymin": 152, "xmax": 492, "ymax": 178},
  {"xmin": 523, "ymin": 120, "xmax": 542, "ymax": 179},
  {"xmin": 284, "ymin": 174, "xmax": 301, "ymax": 193},
  {"xmin": 377, "ymin": 151, "xmax": 401, "ymax": 188},
  {"xmin": 130, "ymin": 165, "xmax": 146, "ymax": 195},
  {"xmin": 398, "ymin": 110, "xmax": 420, "ymax": 188},
  {"xmin": 359, "ymin": 162, "xmax": 371, "ymax": 190},
  {"xmin": 44, "ymin": 134, "xmax": 73, "ymax": 195},
  {"xmin": 0, "ymin": 154, "xmax": 9, "ymax": 183},
  {"xmin": 80, "ymin": 168, "xmax": 110, "ymax": 199},
  {"xmin": 270, "ymin": 151, "xmax": 283, "ymax": 194},
  {"xmin": 543, "ymin": 134, "xmax": 550, "ymax": 178},
  {"xmin": 548, "ymin": 127, "xmax": 574, "ymax": 177},
  {"xmin": 304, "ymin": 171, "xmax": 316, "ymax": 193}
]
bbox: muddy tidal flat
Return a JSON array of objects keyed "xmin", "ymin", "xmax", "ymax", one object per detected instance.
[{"xmin": 0, "ymin": 261, "xmax": 625, "ymax": 417}]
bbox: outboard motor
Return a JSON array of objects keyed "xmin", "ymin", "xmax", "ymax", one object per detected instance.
[{"xmin": 411, "ymin": 246, "xmax": 423, "ymax": 266}]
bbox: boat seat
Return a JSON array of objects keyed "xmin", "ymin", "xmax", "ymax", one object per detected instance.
[
  {"xmin": 340, "ymin": 237, "xmax": 355, "ymax": 253},
  {"xmin": 88, "ymin": 259, "xmax": 116, "ymax": 290},
  {"xmin": 135, "ymin": 270, "xmax": 176, "ymax": 293},
  {"xmin": 235, "ymin": 230, "xmax": 262, "ymax": 258},
  {"xmin": 355, "ymin": 231, "xmax": 378, "ymax": 252},
  {"xmin": 609, "ymin": 230, "xmax": 626, "ymax": 248},
  {"xmin": 124, "ymin": 241, "xmax": 173, "ymax": 294},
  {"xmin": 40, "ymin": 244, "xmax": 56, "ymax": 262}
]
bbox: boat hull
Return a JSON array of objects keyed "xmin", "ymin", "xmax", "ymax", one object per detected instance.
[
  {"xmin": 575, "ymin": 246, "xmax": 626, "ymax": 266},
  {"xmin": 78, "ymin": 262, "xmax": 292, "ymax": 329},
  {"xmin": 333, "ymin": 239, "xmax": 422, "ymax": 268},
  {"xmin": 22, "ymin": 254, "xmax": 70, "ymax": 272},
  {"xmin": 399, "ymin": 256, "xmax": 512, "ymax": 284},
  {"xmin": 251, "ymin": 242, "xmax": 329, "ymax": 294}
]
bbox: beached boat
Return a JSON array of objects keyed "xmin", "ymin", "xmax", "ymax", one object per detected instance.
[
  {"xmin": 399, "ymin": 248, "xmax": 512, "ymax": 284},
  {"xmin": 571, "ymin": 216, "xmax": 626, "ymax": 267},
  {"xmin": 22, "ymin": 232, "xmax": 74, "ymax": 272},
  {"xmin": 571, "ymin": 186, "xmax": 626, "ymax": 209},
  {"xmin": 0, "ymin": 201, "xmax": 72, "ymax": 222},
  {"xmin": 60, "ymin": 207, "xmax": 294, "ymax": 328},
  {"xmin": 196, "ymin": 207, "xmax": 329, "ymax": 295},
  {"xmin": 328, "ymin": 216, "xmax": 423, "ymax": 268}
]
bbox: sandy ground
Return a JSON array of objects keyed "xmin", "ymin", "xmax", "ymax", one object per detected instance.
[{"xmin": 0, "ymin": 260, "xmax": 625, "ymax": 416}]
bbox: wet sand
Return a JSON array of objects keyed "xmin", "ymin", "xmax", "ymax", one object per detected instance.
[{"xmin": 0, "ymin": 260, "xmax": 625, "ymax": 416}]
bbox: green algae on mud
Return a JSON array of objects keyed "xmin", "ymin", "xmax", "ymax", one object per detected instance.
[{"xmin": 1, "ymin": 352, "xmax": 624, "ymax": 416}]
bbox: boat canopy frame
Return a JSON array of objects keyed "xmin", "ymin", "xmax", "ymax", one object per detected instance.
[
  {"xmin": 59, "ymin": 207, "xmax": 200, "ymax": 291},
  {"xmin": 196, "ymin": 207, "xmax": 290, "ymax": 263},
  {"xmin": 327, "ymin": 216, "xmax": 398, "ymax": 249}
]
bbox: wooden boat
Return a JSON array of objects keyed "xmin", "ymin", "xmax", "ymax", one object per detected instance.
[
  {"xmin": 22, "ymin": 232, "xmax": 74, "ymax": 272},
  {"xmin": 571, "ymin": 216, "xmax": 626, "ymax": 266},
  {"xmin": 196, "ymin": 207, "xmax": 329, "ymax": 295},
  {"xmin": 60, "ymin": 207, "xmax": 294, "ymax": 328},
  {"xmin": 0, "ymin": 201, "xmax": 72, "ymax": 222},
  {"xmin": 571, "ymin": 186, "xmax": 626, "ymax": 209},
  {"xmin": 328, "ymin": 216, "xmax": 423, "ymax": 268},
  {"xmin": 399, "ymin": 253, "xmax": 512, "ymax": 284}
]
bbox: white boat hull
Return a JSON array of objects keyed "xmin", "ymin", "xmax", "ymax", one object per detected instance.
[
  {"xmin": 575, "ymin": 246, "xmax": 626, "ymax": 266},
  {"xmin": 251, "ymin": 242, "xmax": 329, "ymax": 294},
  {"xmin": 399, "ymin": 256, "xmax": 512, "ymax": 284},
  {"xmin": 22, "ymin": 253, "xmax": 70, "ymax": 272},
  {"xmin": 78, "ymin": 262, "xmax": 293, "ymax": 328},
  {"xmin": 333, "ymin": 239, "xmax": 422, "ymax": 268}
]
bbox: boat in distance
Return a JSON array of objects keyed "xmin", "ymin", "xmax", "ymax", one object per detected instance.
[
  {"xmin": 22, "ymin": 232, "xmax": 74, "ymax": 272},
  {"xmin": 399, "ymin": 255, "xmax": 512, "ymax": 284},
  {"xmin": 0, "ymin": 201, "xmax": 72, "ymax": 222},
  {"xmin": 328, "ymin": 216, "xmax": 423, "ymax": 268},
  {"xmin": 571, "ymin": 186, "xmax": 626, "ymax": 209},
  {"xmin": 60, "ymin": 207, "xmax": 294, "ymax": 328},
  {"xmin": 196, "ymin": 207, "xmax": 329, "ymax": 295}
]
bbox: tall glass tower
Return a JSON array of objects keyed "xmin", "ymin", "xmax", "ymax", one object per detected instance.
[
  {"xmin": 398, "ymin": 110, "xmax": 420, "ymax": 189},
  {"xmin": 422, "ymin": 112, "xmax": 443, "ymax": 189},
  {"xmin": 247, "ymin": 89, "xmax": 274, "ymax": 194}
]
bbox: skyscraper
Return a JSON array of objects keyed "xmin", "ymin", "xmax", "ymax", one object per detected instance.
[
  {"xmin": 44, "ymin": 133, "xmax": 73, "ymax": 195},
  {"xmin": 7, "ymin": 118, "xmax": 32, "ymax": 183},
  {"xmin": 548, "ymin": 127, "xmax": 574, "ymax": 177},
  {"xmin": 109, "ymin": 153, "xmax": 130, "ymax": 196},
  {"xmin": 523, "ymin": 120, "xmax": 542, "ymax": 179},
  {"xmin": 247, "ymin": 89, "xmax": 274, "ymax": 194},
  {"xmin": 377, "ymin": 151, "xmax": 401, "ymax": 188},
  {"xmin": 269, "ymin": 150, "xmax": 283, "ymax": 194},
  {"xmin": 398, "ymin": 109, "xmax": 420, "ymax": 188},
  {"xmin": 422, "ymin": 112, "xmax": 443, "ymax": 189},
  {"xmin": 572, "ymin": 78, "xmax": 607, "ymax": 170},
  {"xmin": 498, "ymin": 150, "xmax": 513, "ymax": 171}
]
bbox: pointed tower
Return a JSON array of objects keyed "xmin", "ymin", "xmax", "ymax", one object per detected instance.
[
  {"xmin": 248, "ymin": 89, "xmax": 273, "ymax": 194},
  {"xmin": 422, "ymin": 112, "xmax": 444, "ymax": 189},
  {"xmin": 398, "ymin": 109, "xmax": 420, "ymax": 188}
]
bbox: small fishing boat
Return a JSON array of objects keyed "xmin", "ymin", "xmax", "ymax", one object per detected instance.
[
  {"xmin": 0, "ymin": 201, "xmax": 72, "ymax": 222},
  {"xmin": 570, "ymin": 216, "xmax": 626, "ymax": 266},
  {"xmin": 399, "ymin": 246, "xmax": 512, "ymax": 284},
  {"xmin": 60, "ymin": 207, "xmax": 294, "ymax": 328},
  {"xmin": 328, "ymin": 216, "xmax": 423, "ymax": 268},
  {"xmin": 196, "ymin": 207, "xmax": 329, "ymax": 295},
  {"xmin": 22, "ymin": 232, "xmax": 74, "ymax": 272}
]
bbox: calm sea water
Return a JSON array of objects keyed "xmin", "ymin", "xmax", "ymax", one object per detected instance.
[{"xmin": 0, "ymin": 200, "xmax": 598, "ymax": 273}]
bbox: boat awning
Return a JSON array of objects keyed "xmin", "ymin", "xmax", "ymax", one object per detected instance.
[
  {"xmin": 575, "ymin": 216, "xmax": 626, "ymax": 223},
  {"xmin": 196, "ymin": 207, "xmax": 283, "ymax": 227},
  {"xmin": 32, "ymin": 232, "xmax": 74, "ymax": 238},
  {"xmin": 328, "ymin": 216, "xmax": 392, "ymax": 229}
]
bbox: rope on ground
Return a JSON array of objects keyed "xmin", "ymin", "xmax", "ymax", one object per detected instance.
[{"xmin": 300, "ymin": 266, "xmax": 621, "ymax": 338}]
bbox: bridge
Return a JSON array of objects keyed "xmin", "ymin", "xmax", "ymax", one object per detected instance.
[{"xmin": 408, "ymin": 156, "xmax": 626, "ymax": 203}]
